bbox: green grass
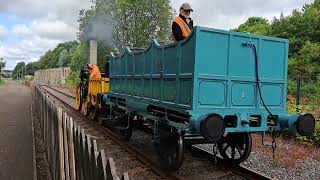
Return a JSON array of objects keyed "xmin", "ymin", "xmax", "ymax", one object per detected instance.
[{"xmin": 0, "ymin": 79, "xmax": 4, "ymax": 87}]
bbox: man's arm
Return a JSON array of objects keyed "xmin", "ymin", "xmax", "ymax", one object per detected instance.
[
  {"xmin": 189, "ymin": 19, "xmax": 193, "ymax": 29},
  {"xmin": 172, "ymin": 22, "xmax": 185, "ymax": 41}
]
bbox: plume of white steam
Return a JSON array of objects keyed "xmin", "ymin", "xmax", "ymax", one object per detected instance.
[{"xmin": 85, "ymin": 14, "xmax": 114, "ymax": 47}]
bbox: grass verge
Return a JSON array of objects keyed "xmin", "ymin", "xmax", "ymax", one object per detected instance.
[{"xmin": 0, "ymin": 79, "xmax": 4, "ymax": 87}]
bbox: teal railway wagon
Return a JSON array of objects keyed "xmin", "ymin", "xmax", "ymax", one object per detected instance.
[{"xmin": 108, "ymin": 26, "xmax": 315, "ymax": 170}]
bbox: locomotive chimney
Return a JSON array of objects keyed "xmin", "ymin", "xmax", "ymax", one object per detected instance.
[{"xmin": 89, "ymin": 39, "xmax": 97, "ymax": 65}]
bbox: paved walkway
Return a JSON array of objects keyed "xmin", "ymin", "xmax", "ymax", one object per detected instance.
[{"xmin": 0, "ymin": 81, "xmax": 33, "ymax": 180}]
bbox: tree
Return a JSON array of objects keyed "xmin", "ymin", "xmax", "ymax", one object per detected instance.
[
  {"xmin": 78, "ymin": 0, "xmax": 174, "ymax": 49},
  {"xmin": 33, "ymin": 41, "xmax": 78, "ymax": 71},
  {"xmin": 12, "ymin": 62, "xmax": 25, "ymax": 79},
  {"xmin": 58, "ymin": 49, "xmax": 69, "ymax": 67},
  {"xmin": 289, "ymin": 41, "xmax": 320, "ymax": 81},
  {"xmin": 233, "ymin": 0, "xmax": 320, "ymax": 81},
  {"xmin": 26, "ymin": 62, "xmax": 40, "ymax": 75},
  {"xmin": 232, "ymin": 17, "xmax": 271, "ymax": 35},
  {"xmin": 112, "ymin": 0, "xmax": 174, "ymax": 49},
  {"xmin": 69, "ymin": 42, "xmax": 89, "ymax": 71},
  {"xmin": 72, "ymin": 0, "xmax": 174, "ymax": 76},
  {"xmin": 0, "ymin": 60, "xmax": 5, "ymax": 70},
  {"xmin": 0, "ymin": 60, "xmax": 5, "ymax": 81}
]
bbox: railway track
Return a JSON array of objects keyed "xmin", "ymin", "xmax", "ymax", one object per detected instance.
[{"xmin": 39, "ymin": 84, "xmax": 273, "ymax": 180}]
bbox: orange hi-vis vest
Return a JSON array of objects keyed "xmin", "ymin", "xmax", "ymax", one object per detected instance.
[
  {"xmin": 90, "ymin": 64, "xmax": 101, "ymax": 79},
  {"xmin": 173, "ymin": 16, "xmax": 191, "ymax": 41}
]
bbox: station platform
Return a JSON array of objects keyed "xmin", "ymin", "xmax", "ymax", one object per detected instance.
[{"xmin": 0, "ymin": 80, "xmax": 34, "ymax": 180}]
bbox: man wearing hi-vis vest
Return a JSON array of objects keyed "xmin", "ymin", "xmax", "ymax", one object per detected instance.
[{"xmin": 172, "ymin": 3, "xmax": 194, "ymax": 42}]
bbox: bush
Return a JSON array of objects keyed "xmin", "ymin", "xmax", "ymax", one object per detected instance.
[
  {"xmin": 25, "ymin": 75, "xmax": 34, "ymax": 81},
  {"xmin": 287, "ymin": 98, "xmax": 319, "ymax": 145},
  {"xmin": 65, "ymin": 70, "xmax": 80, "ymax": 86},
  {"xmin": 295, "ymin": 122, "xmax": 320, "ymax": 146},
  {"xmin": 287, "ymin": 79, "xmax": 296, "ymax": 96},
  {"xmin": 312, "ymin": 122, "xmax": 320, "ymax": 145}
]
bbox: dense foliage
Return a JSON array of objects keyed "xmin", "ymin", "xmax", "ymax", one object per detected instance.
[
  {"xmin": 233, "ymin": 1, "xmax": 320, "ymax": 143},
  {"xmin": 233, "ymin": 0, "xmax": 320, "ymax": 103},
  {"xmin": 12, "ymin": 62, "xmax": 25, "ymax": 79},
  {"xmin": 0, "ymin": 60, "xmax": 5, "ymax": 69}
]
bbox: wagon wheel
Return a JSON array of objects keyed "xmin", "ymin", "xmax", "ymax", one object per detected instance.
[
  {"xmin": 76, "ymin": 85, "xmax": 83, "ymax": 111},
  {"xmin": 217, "ymin": 133, "xmax": 252, "ymax": 165},
  {"xmin": 158, "ymin": 132, "xmax": 184, "ymax": 171}
]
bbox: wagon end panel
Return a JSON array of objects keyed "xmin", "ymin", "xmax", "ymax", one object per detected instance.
[{"xmin": 194, "ymin": 28, "xmax": 288, "ymax": 112}]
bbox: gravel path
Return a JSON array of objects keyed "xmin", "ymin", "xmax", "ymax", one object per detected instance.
[
  {"xmin": 243, "ymin": 145, "xmax": 320, "ymax": 179},
  {"xmin": 0, "ymin": 80, "xmax": 34, "ymax": 180}
]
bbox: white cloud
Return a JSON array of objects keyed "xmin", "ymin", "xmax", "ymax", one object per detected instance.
[
  {"xmin": 12, "ymin": 24, "xmax": 32, "ymax": 37},
  {"xmin": 30, "ymin": 20, "xmax": 76, "ymax": 41},
  {"xmin": 0, "ymin": 0, "xmax": 91, "ymax": 24},
  {"xmin": 0, "ymin": 36, "xmax": 62, "ymax": 69},
  {"xmin": 0, "ymin": 0, "xmax": 92, "ymax": 70},
  {"xmin": 0, "ymin": 25, "xmax": 8, "ymax": 40}
]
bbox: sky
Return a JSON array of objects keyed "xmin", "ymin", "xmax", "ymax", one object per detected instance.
[{"xmin": 0, "ymin": 0, "xmax": 315, "ymax": 70}]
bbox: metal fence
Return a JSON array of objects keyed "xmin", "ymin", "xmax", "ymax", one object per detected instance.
[{"xmin": 34, "ymin": 85, "xmax": 129, "ymax": 180}]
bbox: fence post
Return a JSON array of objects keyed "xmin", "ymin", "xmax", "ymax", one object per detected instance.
[
  {"xmin": 79, "ymin": 127, "xmax": 85, "ymax": 180},
  {"xmin": 57, "ymin": 107, "xmax": 66, "ymax": 180},
  {"xmin": 85, "ymin": 135, "xmax": 93, "ymax": 180},
  {"xmin": 296, "ymin": 76, "xmax": 301, "ymax": 113},
  {"xmin": 63, "ymin": 112, "xmax": 70, "ymax": 180},
  {"xmin": 46, "ymin": 101, "xmax": 52, "ymax": 174},
  {"xmin": 53, "ymin": 105, "xmax": 59, "ymax": 180},
  {"xmin": 90, "ymin": 139, "xmax": 98, "ymax": 179},
  {"xmin": 96, "ymin": 149, "xmax": 107, "ymax": 180},
  {"xmin": 74, "ymin": 125, "xmax": 81, "ymax": 180},
  {"xmin": 44, "ymin": 96, "xmax": 48, "ymax": 149},
  {"xmin": 81, "ymin": 130, "xmax": 88, "ymax": 179},
  {"xmin": 120, "ymin": 173, "xmax": 129, "ymax": 180},
  {"xmin": 68, "ymin": 118, "xmax": 76, "ymax": 180},
  {"xmin": 106, "ymin": 158, "xmax": 119, "ymax": 180}
]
